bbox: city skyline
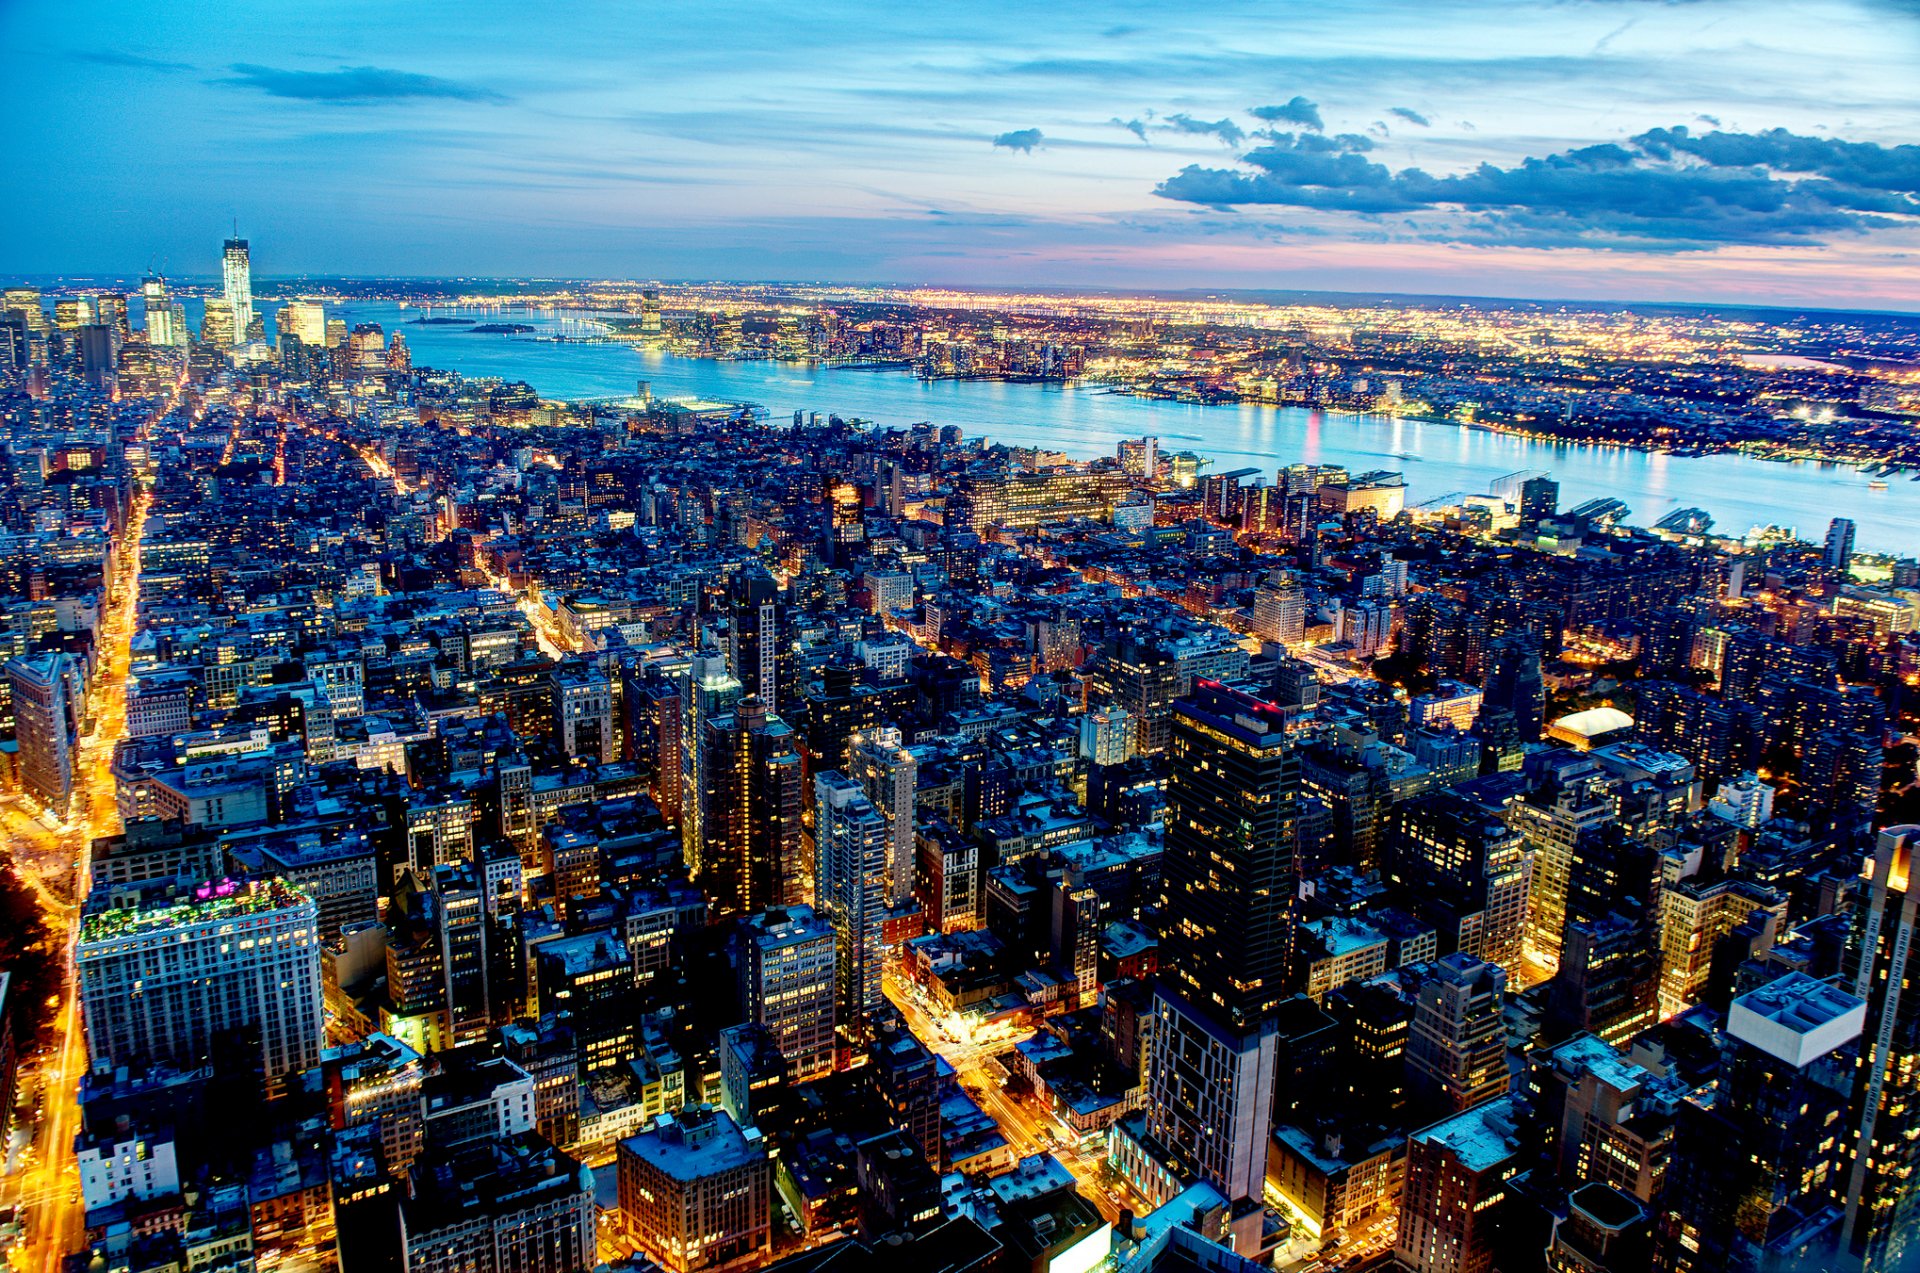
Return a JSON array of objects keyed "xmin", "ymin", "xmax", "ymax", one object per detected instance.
[{"xmin": 4, "ymin": 0, "xmax": 1920, "ymax": 309}]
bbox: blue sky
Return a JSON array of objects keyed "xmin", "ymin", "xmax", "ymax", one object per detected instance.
[{"xmin": 4, "ymin": 0, "xmax": 1919, "ymax": 306}]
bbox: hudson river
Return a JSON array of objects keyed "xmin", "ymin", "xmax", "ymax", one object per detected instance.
[{"xmin": 330, "ymin": 303, "xmax": 1920, "ymax": 554}]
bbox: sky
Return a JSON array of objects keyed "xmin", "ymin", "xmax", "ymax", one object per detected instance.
[{"xmin": 3, "ymin": 0, "xmax": 1919, "ymax": 308}]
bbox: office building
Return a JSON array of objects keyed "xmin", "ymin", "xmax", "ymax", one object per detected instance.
[
  {"xmin": 77, "ymin": 877, "xmax": 323, "ymax": 1088},
  {"xmin": 1838, "ymin": 825, "xmax": 1920, "ymax": 1268},
  {"xmin": 400, "ymin": 1134, "xmax": 594, "ymax": 1273},
  {"xmin": 221, "ymin": 237, "xmax": 254, "ymax": 343},
  {"xmin": 536, "ymin": 930, "xmax": 636, "ymax": 1073},
  {"xmin": 618, "ymin": 1107, "xmax": 773, "ymax": 1273},
  {"xmin": 814, "ymin": 772, "xmax": 891, "ymax": 1038},
  {"xmin": 1407, "ymin": 954, "xmax": 1508, "ymax": 1119},
  {"xmin": 1147, "ymin": 682, "xmax": 1299, "ymax": 1206},
  {"xmin": 850, "ymin": 726, "xmax": 917, "ymax": 907},
  {"xmin": 1393, "ymin": 1097, "xmax": 1522, "ymax": 1273},
  {"xmin": 739, "ymin": 905, "xmax": 836, "ymax": 1082},
  {"xmin": 9, "ymin": 652, "xmax": 81, "ymax": 819},
  {"xmin": 1655, "ymin": 972, "xmax": 1865, "ymax": 1272}
]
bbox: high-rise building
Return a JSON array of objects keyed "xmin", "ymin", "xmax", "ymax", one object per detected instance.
[
  {"xmin": 1481, "ymin": 629, "xmax": 1546, "ymax": 742},
  {"xmin": 1824, "ymin": 517, "xmax": 1857, "ymax": 573},
  {"xmin": 1147, "ymin": 681, "xmax": 1299, "ymax": 1206},
  {"xmin": 200, "ymin": 299, "xmax": 235, "ymax": 347},
  {"xmin": 1252, "ymin": 570, "xmax": 1307, "ymax": 645},
  {"xmin": 222, "ymin": 236, "xmax": 254, "ymax": 343},
  {"xmin": 1655, "ymin": 972, "xmax": 1865, "ymax": 1273},
  {"xmin": 685, "ymin": 651, "xmax": 743, "ymax": 877},
  {"xmin": 8, "ymin": 653, "xmax": 81, "ymax": 819},
  {"xmin": 281, "ymin": 301, "xmax": 327, "ymax": 347},
  {"xmin": 1838, "ymin": 825, "xmax": 1920, "ymax": 1268},
  {"xmin": 1407, "ymin": 953, "xmax": 1508, "ymax": 1119},
  {"xmin": 401, "ymin": 1134, "xmax": 594, "ymax": 1273},
  {"xmin": 553, "ymin": 664, "xmax": 615, "ymax": 763},
  {"xmin": 850, "ymin": 726, "xmax": 917, "ymax": 907},
  {"xmin": 727, "ymin": 565, "xmax": 782, "ymax": 708},
  {"xmin": 1519, "ymin": 474, "xmax": 1560, "ymax": 524},
  {"xmin": 866, "ymin": 1017, "xmax": 942, "ymax": 1163},
  {"xmin": 1393, "ymin": 1097, "xmax": 1522, "ymax": 1273},
  {"xmin": 739, "ymin": 905, "xmax": 836, "ymax": 1082},
  {"xmin": 814, "ymin": 771, "xmax": 891, "ymax": 1039},
  {"xmin": 535, "ymin": 930, "xmax": 636, "ymax": 1074},
  {"xmin": 1079, "ymin": 704, "xmax": 1135, "ymax": 767},
  {"xmin": 697, "ymin": 696, "xmax": 804, "ymax": 914},
  {"xmin": 618, "ymin": 1107, "xmax": 773, "ymax": 1273},
  {"xmin": 1513, "ymin": 752, "xmax": 1617, "ymax": 971},
  {"xmin": 3, "ymin": 286, "xmax": 48, "ymax": 334},
  {"xmin": 77, "ymin": 877, "xmax": 323, "ymax": 1089},
  {"xmin": 1388, "ymin": 789, "xmax": 1533, "ymax": 975}
]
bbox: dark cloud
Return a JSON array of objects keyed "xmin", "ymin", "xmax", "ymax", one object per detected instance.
[
  {"xmin": 1154, "ymin": 125, "xmax": 1920, "ymax": 250},
  {"xmin": 1249, "ymin": 96, "xmax": 1323, "ymax": 132},
  {"xmin": 1388, "ymin": 107, "xmax": 1431, "ymax": 127},
  {"xmin": 992, "ymin": 128, "xmax": 1044, "ymax": 152},
  {"xmin": 1162, "ymin": 114, "xmax": 1245, "ymax": 145},
  {"xmin": 73, "ymin": 50, "xmax": 192, "ymax": 72},
  {"xmin": 1111, "ymin": 117, "xmax": 1149, "ymax": 142},
  {"xmin": 1634, "ymin": 126, "xmax": 1920, "ymax": 194},
  {"xmin": 221, "ymin": 63, "xmax": 507, "ymax": 104}
]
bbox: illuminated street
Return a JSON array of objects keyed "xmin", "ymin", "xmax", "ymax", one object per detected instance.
[
  {"xmin": 882, "ymin": 965, "xmax": 1147, "ymax": 1226},
  {"xmin": 3, "ymin": 368, "xmax": 167, "ymax": 1273}
]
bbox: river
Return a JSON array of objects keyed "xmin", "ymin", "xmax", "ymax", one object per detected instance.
[{"xmin": 312, "ymin": 301, "xmax": 1920, "ymax": 554}]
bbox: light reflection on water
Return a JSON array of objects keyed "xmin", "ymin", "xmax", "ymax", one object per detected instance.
[{"xmin": 334, "ymin": 303, "xmax": 1920, "ymax": 554}]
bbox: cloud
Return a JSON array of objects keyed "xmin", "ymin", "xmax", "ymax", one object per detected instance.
[
  {"xmin": 1388, "ymin": 107, "xmax": 1430, "ymax": 127},
  {"xmin": 1249, "ymin": 96, "xmax": 1323, "ymax": 132},
  {"xmin": 1154, "ymin": 126, "xmax": 1920, "ymax": 250},
  {"xmin": 1162, "ymin": 114, "xmax": 1245, "ymax": 146},
  {"xmin": 72, "ymin": 50, "xmax": 192, "ymax": 72},
  {"xmin": 221, "ymin": 64, "xmax": 507, "ymax": 104},
  {"xmin": 992, "ymin": 128, "xmax": 1044, "ymax": 152},
  {"xmin": 1633, "ymin": 126, "xmax": 1920, "ymax": 195},
  {"xmin": 1111, "ymin": 117, "xmax": 1149, "ymax": 142}
]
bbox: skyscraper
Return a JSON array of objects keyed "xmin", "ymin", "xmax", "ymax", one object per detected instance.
[
  {"xmin": 1406, "ymin": 953, "xmax": 1508, "ymax": 1120},
  {"xmin": 1518, "ymin": 474, "xmax": 1559, "ymax": 524},
  {"xmin": 1655, "ymin": 972, "xmax": 1864, "ymax": 1272},
  {"xmin": 727, "ymin": 564, "xmax": 782, "ymax": 709},
  {"xmin": 695, "ymin": 695, "xmax": 803, "ymax": 914},
  {"xmin": 1146, "ymin": 681, "xmax": 1299, "ymax": 1208},
  {"xmin": 77, "ymin": 877, "xmax": 324, "ymax": 1090},
  {"xmin": 222, "ymin": 236, "xmax": 254, "ymax": 344},
  {"xmin": 139, "ymin": 276, "xmax": 178, "ymax": 349},
  {"xmin": 850, "ymin": 726, "xmax": 917, "ymax": 907},
  {"xmin": 814, "ymin": 771, "xmax": 891, "ymax": 1039},
  {"xmin": 7, "ymin": 653, "xmax": 81, "ymax": 820},
  {"xmin": 739, "ymin": 905, "xmax": 837, "ymax": 1081},
  {"xmin": 1839, "ymin": 825, "xmax": 1920, "ymax": 1269},
  {"xmin": 1824, "ymin": 517, "xmax": 1857, "ymax": 573}
]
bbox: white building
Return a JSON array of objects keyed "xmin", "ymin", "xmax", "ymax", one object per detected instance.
[{"xmin": 77, "ymin": 877, "xmax": 323, "ymax": 1090}]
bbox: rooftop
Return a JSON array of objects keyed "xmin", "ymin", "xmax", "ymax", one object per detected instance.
[
  {"xmin": 79, "ymin": 877, "xmax": 313, "ymax": 945},
  {"xmin": 1728, "ymin": 972, "xmax": 1866, "ymax": 1066},
  {"xmin": 620, "ymin": 1107, "xmax": 766, "ymax": 1181},
  {"xmin": 1410, "ymin": 1097, "xmax": 1523, "ymax": 1173}
]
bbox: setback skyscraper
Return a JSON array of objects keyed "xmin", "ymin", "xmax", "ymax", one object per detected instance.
[{"xmin": 1146, "ymin": 681, "xmax": 1299, "ymax": 1215}]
